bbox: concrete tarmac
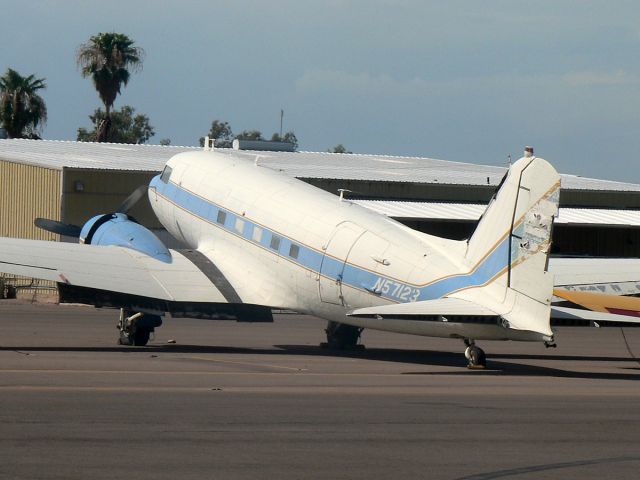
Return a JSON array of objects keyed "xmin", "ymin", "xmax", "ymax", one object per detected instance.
[{"xmin": 0, "ymin": 300, "xmax": 639, "ymax": 479}]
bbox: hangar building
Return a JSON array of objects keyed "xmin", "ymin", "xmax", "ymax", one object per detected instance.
[{"xmin": 1, "ymin": 139, "xmax": 640, "ymax": 298}]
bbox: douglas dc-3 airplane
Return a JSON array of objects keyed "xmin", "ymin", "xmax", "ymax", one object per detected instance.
[{"xmin": 2, "ymin": 146, "xmax": 640, "ymax": 368}]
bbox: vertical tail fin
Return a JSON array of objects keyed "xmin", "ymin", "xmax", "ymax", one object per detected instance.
[{"xmin": 459, "ymin": 155, "xmax": 560, "ymax": 335}]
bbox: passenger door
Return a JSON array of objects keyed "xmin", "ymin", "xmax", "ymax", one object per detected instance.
[{"xmin": 318, "ymin": 222, "xmax": 365, "ymax": 305}]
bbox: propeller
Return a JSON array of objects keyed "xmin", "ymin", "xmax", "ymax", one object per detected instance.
[
  {"xmin": 34, "ymin": 185, "xmax": 148, "ymax": 238},
  {"xmin": 34, "ymin": 218, "xmax": 82, "ymax": 238},
  {"xmin": 117, "ymin": 185, "xmax": 148, "ymax": 214}
]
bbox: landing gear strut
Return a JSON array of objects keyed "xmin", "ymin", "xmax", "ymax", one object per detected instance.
[
  {"xmin": 117, "ymin": 309, "xmax": 163, "ymax": 346},
  {"xmin": 321, "ymin": 321, "xmax": 364, "ymax": 350},
  {"xmin": 464, "ymin": 338, "xmax": 486, "ymax": 369}
]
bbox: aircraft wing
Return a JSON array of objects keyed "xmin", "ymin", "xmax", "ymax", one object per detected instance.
[
  {"xmin": 553, "ymin": 288, "xmax": 640, "ymax": 316},
  {"xmin": 0, "ymin": 237, "xmax": 274, "ymax": 319}
]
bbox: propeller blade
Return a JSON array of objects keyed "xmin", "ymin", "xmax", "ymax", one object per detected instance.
[
  {"xmin": 117, "ymin": 185, "xmax": 148, "ymax": 214},
  {"xmin": 34, "ymin": 218, "xmax": 82, "ymax": 238}
]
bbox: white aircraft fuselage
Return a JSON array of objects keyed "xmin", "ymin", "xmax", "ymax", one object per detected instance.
[{"xmin": 148, "ymin": 150, "xmax": 551, "ymax": 343}]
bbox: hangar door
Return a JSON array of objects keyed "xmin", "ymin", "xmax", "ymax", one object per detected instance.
[{"xmin": 318, "ymin": 222, "xmax": 365, "ymax": 305}]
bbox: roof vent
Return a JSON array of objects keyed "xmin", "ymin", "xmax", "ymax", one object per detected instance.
[
  {"xmin": 203, "ymin": 136, "xmax": 214, "ymax": 151},
  {"xmin": 232, "ymin": 139, "xmax": 295, "ymax": 152}
]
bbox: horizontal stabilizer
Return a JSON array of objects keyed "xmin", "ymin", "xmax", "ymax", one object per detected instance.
[
  {"xmin": 348, "ymin": 298, "xmax": 499, "ymax": 318},
  {"xmin": 551, "ymin": 306, "xmax": 640, "ymax": 324}
]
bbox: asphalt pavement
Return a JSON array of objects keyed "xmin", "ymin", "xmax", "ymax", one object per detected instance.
[{"xmin": 1, "ymin": 301, "xmax": 639, "ymax": 479}]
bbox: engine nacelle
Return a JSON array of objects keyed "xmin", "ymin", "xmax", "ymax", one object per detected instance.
[{"xmin": 79, "ymin": 213, "xmax": 171, "ymax": 262}]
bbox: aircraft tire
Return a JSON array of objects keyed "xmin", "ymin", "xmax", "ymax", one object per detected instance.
[
  {"xmin": 324, "ymin": 321, "xmax": 363, "ymax": 349},
  {"xmin": 132, "ymin": 328, "xmax": 151, "ymax": 346},
  {"xmin": 466, "ymin": 346, "xmax": 486, "ymax": 369}
]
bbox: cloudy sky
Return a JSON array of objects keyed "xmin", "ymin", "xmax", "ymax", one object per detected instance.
[{"xmin": 3, "ymin": 0, "xmax": 639, "ymax": 181}]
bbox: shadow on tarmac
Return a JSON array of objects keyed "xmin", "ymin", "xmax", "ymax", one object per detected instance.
[{"xmin": 1, "ymin": 342, "xmax": 639, "ymax": 380}]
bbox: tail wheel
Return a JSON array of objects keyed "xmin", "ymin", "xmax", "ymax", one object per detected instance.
[{"xmin": 465, "ymin": 345, "xmax": 486, "ymax": 369}]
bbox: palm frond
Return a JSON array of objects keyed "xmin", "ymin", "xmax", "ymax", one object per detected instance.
[
  {"xmin": 76, "ymin": 32, "xmax": 144, "ymax": 121},
  {"xmin": 0, "ymin": 68, "xmax": 47, "ymax": 138}
]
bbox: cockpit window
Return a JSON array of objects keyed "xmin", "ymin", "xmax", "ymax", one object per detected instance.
[{"xmin": 160, "ymin": 165, "xmax": 173, "ymax": 183}]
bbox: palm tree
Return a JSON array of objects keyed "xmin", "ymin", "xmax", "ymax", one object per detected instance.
[
  {"xmin": 0, "ymin": 68, "xmax": 47, "ymax": 139},
  {"xmin": 76, "ymin": 32, "xmax": 144, "ymax": 142}
]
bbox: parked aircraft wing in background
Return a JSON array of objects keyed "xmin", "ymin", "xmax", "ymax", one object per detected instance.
[
  {"xmin": 551, "ymin": 305, "xmax": 640, "ymax": 324},
  {"xmin": 553, "ymin": 288, "xmax": 640, "ymax": 317}
]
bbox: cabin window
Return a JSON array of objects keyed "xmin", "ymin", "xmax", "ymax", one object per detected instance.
[
  {"xmin": 217, "ymin": 210, "xmax": 227, "ymax": 225},
  {"xmin": 289, "ymin": 243, "xmax": 300, "ymax": 259},
  {"xmin": 160, "ymin": 165, "xmax": 172, "ymax": 183},
  {"xmin": 235, "ymin": 218, "xmax": 245, "ymax": 234},
  {"xmin": 252, "ymin": 226, "xmax": 263, "ymax": 243},
  {"xmin": 270, "ymin": 235, "xmax": 281, "ymax": 251}
]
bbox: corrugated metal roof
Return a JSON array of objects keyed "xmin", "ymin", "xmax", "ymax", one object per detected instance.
[
  {"xmin": 555, "ymin": 207, "xmax": 640, "ymax": 226},
  {"xmin": 353, "ymin": 201, "xmax": 486, "ymax": 220},
  {"xmin": 0, "ymin": 139, "xmax": 190, "ymax": 171},
  {"xmin": 251, "ymin": 149, "xmax": 640, "ymax": 192},
  {"xmin": 1, "ymin": 139, "xmax": 639, "ymax": 192},
  {"xmin": 353, "ymin": 200, "xmax": 640, "ymax": 226}
]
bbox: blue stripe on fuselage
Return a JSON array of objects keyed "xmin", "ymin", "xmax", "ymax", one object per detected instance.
[{"xmin": 151, "ymin": 176, "xmax": 509, "ymax": 303}]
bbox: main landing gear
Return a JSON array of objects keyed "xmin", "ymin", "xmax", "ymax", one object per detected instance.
[
  {"xmin": 321, "ymin": 321, "xmax": 364, "ymax": 350},
  {"xmin": 117, "ymin": 308, "xmax": 163, "ymax": 346},
  {"xmin": 464, "ymin": 338, "xmax": 486, "ymax": 369}
]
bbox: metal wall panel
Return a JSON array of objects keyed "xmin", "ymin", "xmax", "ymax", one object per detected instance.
[
  {"xmin": 62, "ymin": 169, "xmax": 162, "ymax": 228},
  {"xmin": 0, "ymin": 160, "xmax": 61, "ymax": 296},
  {"xmin": 0, "ymin": 160, "xmax": 60, "ymax": 240}
]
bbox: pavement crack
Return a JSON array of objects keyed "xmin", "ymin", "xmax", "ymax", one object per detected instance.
[{"xmin": 455, "ymin": 456, "xmax": 640, "ymax": 480}]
